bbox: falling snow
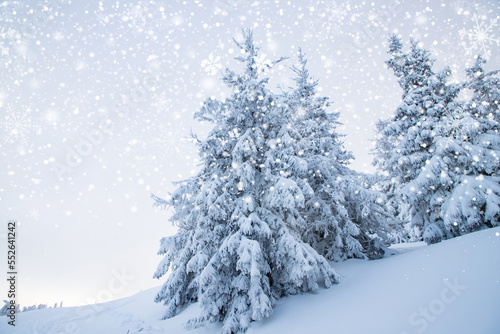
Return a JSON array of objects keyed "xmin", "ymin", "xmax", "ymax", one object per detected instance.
[
  {"xmin": 0, "ymin": 104, "xmax": 39, "ymax": 147},
  {"xmin": 28, "ymin": 208, "xmax": 40, "ymax": 220},
  {"xmin": 152, "ymin": 121, "xmax": 190, "ymax": 161},
  {"xmin": 459, "ymin": 14, "xmax": 500, "ymax": 59},
  {"xmin": 123, "ymin": 3, "xmax": 147, "ymax": 26},
  {"xmin": 201, "ymin": 53, "xmax": 222, "ymax": 76},
  {"xmin": 0, "ymin": 27, "xmax": 16, "ymax": 59},
  {"xmin": 0, "ymin": 0, "xmax": 498, "ymax": 317},
  {"xmin": 151, "ymin": 92, "xmax": 173, "ymax": 112}
]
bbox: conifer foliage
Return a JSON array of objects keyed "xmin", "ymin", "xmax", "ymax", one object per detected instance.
[
  {"xmin": 372, "ymin": 35, "xmax": 438, "ymax": 226},
  {"xmin": 287, "ymin": 50, "xmax": 393, "ymax": 260},
  {"xmin": 152, "ymin": 30, "xmax": 341, "ymax": 334},
  {"xmin": 385, "ymin": 35, "xmax": 435, "ymax": 99},
  {"xmin": 374, "ymin": 36, "xmax": 500, "ymax": 244},
  {"xmin": 402, "ymin": 56, "xmax": 500, "ymax": 243}
]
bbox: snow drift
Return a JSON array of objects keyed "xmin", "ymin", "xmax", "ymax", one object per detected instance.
[{"xmin": 2, "ymin": 227, "xmax": 499, "ymax": 334}]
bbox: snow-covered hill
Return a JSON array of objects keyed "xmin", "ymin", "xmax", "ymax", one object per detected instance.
[{"xmin": 2, "ymin": 227, "xmax": 499, "ymax": 334}]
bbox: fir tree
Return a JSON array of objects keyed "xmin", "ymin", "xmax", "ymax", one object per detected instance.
[
  {"xmin": 385, "ymin": 35, "xmax": 435, "ymax": 99},
  {"xmin": 287, "ymin": 50, "xmax": 393, "ymax": 260},
  {"xmin": 402, "ymin": 56, "xmax": 500, "ymax": 243},
  {"xmin": 466, "ymin": 55, "xmax": 500, "ymax": 122},
  {"xmin": 152, "ymin": 31, "xmax": 340, "ymax": 334},
  {"xmin": 0, "ymin": 301, "xmax": 8, "ymax": 316},
  {"xmin": 373, "ymin": 36, "xmax": 436, "ymax": 233},
  {"xmin": 373, "ymin": 37, "xmax": 461, "ymax": 243}
]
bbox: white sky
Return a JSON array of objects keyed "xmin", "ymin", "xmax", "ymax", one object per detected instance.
[{"xmin": 0, "ymin": 0, "xmax": 499, "ymax": 308}]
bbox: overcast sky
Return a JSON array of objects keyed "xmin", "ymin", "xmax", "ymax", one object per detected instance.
[{"xmin": 1, "ymin": 0, "xmax": 499, "ymax": 308}]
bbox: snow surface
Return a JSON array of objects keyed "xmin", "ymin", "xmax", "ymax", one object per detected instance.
[
  {"xmin": 2, "ymin": 227, "xmax": 499, "ymax": 334},
  {"xmin": 2, "ymin": 0, "xmax": 499, "ymax": 309}
]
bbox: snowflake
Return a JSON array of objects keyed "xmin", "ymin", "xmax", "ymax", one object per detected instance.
[
  {"xmin": 323, "ymin": 1, "xmax": 348, "ymax": 24},
  {"xmin": 441, "ymin": 108, "xmax": 479, "ymax": 142},
  {"xmin": 94, "ymin": 9, "xmax": 111, "ymax": 26},
  {"xmin": 0, "ymin": 1, "xmax": 23, "ymax": 22},
  {"xmin": 201, "ymin": 53, "xmax": 222, "ymax": 76},
  {"xmin": 28, "ymin": 208, "xmax": 40, "ymax": 220},
  {"xmin": 0, "ymin": 27, "xmax": 16, "ymax": 60},
  {"xmin": 309, "ymin": 0, "xmax": 347, "ymax": 25},
  {"xmin": 303, "ymin": 1, "xmax": 348, "ymax": 42},
  {"xmin": 0, "ymin": 104, "xmax": 39, "ymax": 146},
  {"xmin": 151, "ymin": 92, "xmax": 173, "ymax": 112},
  {"xmin": 123, "ymin": 3, "xmax": 147, "ymax": 26},
  {"xmin": 152, "ymin": 121, "xmax": 190, "ymax": 160},
  {"xmin": 459, "ymin": 14, "xmax": 500, "ymax": 59}
]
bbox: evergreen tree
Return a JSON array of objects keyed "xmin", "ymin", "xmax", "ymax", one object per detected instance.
[
  {"xmin": 466, "ymin": 55, "xmax": 500, "ymax": 122},
  {"xmin": 0, "ymin": 301, "xmax": 8, "ymax": 316},
  {"xmin": 152, "ymin": 31, "xmax": 340, "ymax": 334},
  {"xmin": 385, "ymin": 35, "xmax": 435, "ymax": 99},
  {"xmin": 402, "ymin": 56, "xmax": 500, "ymax": 243},
  {"xmin": 372, "ymin": 117, "xmax": 413, "ymax": 233},
  {"xmin": 287, "ymin": 50, "xmax": 393, "ymax": 260},
  {"xmin": 373, "ymin": 37, "xmax": 461, "ymax": 243},
  {"xmin": 373, "ymin": 36, "xmax": 436, "ymax": 232},
  {"xmin": 0, "ymin": 301, "xmax": 19, "ymax": 316}
]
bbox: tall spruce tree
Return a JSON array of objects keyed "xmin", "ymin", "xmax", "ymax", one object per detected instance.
[
  {"xmin": 373, "ymin": 36, "xmax": 438, "ymax": 239},
  {"xmin": 402, "ymin": 56, "xmax": 500, "ymax": 243},
  {"xmin": 152, "ymin": 31, "xmax": 340, "ymax": 334},
  {"xmin": 373, "ymin": 36, "xmax": 462, "ymax": 243},
  {"xmin": 287, "ymin": 50, "xmax": 393, "ymax": 260}
]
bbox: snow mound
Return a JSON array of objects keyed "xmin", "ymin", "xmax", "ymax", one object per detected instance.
[{"xmin": 2, "ymin": 227, "xmax": 499, "ymax": 334}]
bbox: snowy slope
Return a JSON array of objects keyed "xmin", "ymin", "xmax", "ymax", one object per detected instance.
[{"xmin": 2, "ymin": 227, "xmax": 499, "ymax": 334}]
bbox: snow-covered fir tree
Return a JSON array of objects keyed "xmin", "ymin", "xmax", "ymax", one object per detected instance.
[
  {"xmin": 372, "ymin": 117, "xmax": 413, "ymax": 233},
  {"xmin": 0, "ymin": 301, "xmax": 19, "ymax": 316},
  {"xmin": 401, "ymin": 56, "xmax": 500, "ymax": 243},
  {"xmin": 466, "ymin": 55, "xmax": 500, "ymax": 122},
  {"xmin": 373, "ymin": 37, "xmax": 460, "ymax": 243},
  {"xmin": 152, "ymin": 31, "xmax": 340, "ymax": 334},
  {"xmin": 372, "ymin": 36, "xmax": 437, "ymax": 237},
  {"xmin": 286, "ymin": 50, "xmax": 393, "ymax": 261},
  {"xmin": 385, "ymin": 35, "xmax": 435, "ymax": 99},
  {"xmin": 375, "ymin": 35, "xmax": 500, "ymax": 244}
]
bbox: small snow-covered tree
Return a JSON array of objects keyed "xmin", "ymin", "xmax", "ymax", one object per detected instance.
[
  {"xmin": 287, "ymin": 50, "xmax": 393, "ymax": 260},
  {"xmin": 0, "ymin": 301, "xmax": 8, "ymax": 316},
  {"xmin": 402, "ymin": 56, "xmax": 500, "ymax": 243},
  {"xmin": 0, "ymin": 301, "xmax": 19, "ymax": 315},
  {"xmin": 466, "ymin": 55, "xmax": 500, "ymax": 122},
  {"xmin": 152, "ymin": 31, "xmax": 340, "ymax": 334}
]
